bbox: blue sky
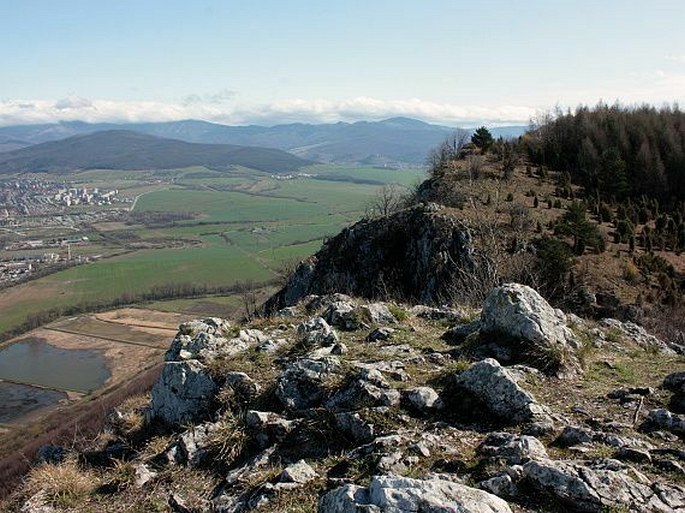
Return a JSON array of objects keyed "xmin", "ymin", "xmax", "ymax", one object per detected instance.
[{"xmin": 1, "ymin": 0, "xmax": 684, "ymax": 127}]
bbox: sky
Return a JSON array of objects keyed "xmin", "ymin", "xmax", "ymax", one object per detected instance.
[{"xmin": 1, "ymin": 0, "xmax": 684, "ymax": 128}]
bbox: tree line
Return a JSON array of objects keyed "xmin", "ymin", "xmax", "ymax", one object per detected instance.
[{"xmin": 525, "ymin": 103, "xmax": 685, "ymax": 207}]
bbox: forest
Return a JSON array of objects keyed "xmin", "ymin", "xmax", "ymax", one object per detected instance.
[{"xmin": 525, "ymin": 103, "xmax": 685, "ymax": 207}]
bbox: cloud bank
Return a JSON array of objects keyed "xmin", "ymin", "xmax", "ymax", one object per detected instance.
[{"xmin": 0, "ymin": 95, "xmax": 537, "ymax": 128}]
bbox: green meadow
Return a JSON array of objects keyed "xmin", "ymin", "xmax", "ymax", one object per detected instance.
[{"xmin": 0, "ymin": 165, "xmax": 425, "ymax": 334}]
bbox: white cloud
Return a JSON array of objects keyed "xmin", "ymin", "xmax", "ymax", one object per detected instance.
[
  {"xmin": 665, "ymin": 55, "xmax": 685, "ymax": 64},
  {"xmin": 0, "ymin": 96, "xmax": 538, "ymax": 128}
]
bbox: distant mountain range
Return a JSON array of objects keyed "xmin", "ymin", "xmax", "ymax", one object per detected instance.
[
  {"xmin": 0, "ymin": 130, "xmax": 310, "ymax": 174},
  {"xmin": 0, "ymin": 118, "xmax": 527, "ymax": 166}
]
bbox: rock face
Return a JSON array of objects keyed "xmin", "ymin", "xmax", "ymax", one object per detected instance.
[
  {"xmin": 149, "ymin": 318, "xmax": 249, "ymax": 426},
  {"xmin": 264, "ymin": 203, "xmax": 475, "ymax": 310},
  {"xmin": 479, "ymin": 283, "xmax": 580, "ymax": 373},
  {"xmin": 452, "ymin": 358, "xmax": 549, "ymax": 424},
  {"xmin": 523, "ymin": 458, "xmax": 685, "ymax": 512},
  {"xmin": 319, "ymin": 475, "xmax": 513, "ymax": 513},
  {"xmin": 148, "ymin": 360, "xmax": 218, "ymax": 426},
  {"xmin": 276, "ymin": 357, "xmax": 341, "ymax": 410}
]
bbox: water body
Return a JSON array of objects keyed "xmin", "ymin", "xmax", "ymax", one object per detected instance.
[
  {"xmin": 0, "ymin": 381, "xmax": 68, "ymax": 424},
  {"xmin": 0, "ymin": 337, "xmax": 110, "ymax": 393}
]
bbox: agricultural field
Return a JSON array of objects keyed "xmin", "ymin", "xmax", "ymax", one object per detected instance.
[{"xmin": 0, "ymin": 165, "xmax": 425, "ymax": 335}]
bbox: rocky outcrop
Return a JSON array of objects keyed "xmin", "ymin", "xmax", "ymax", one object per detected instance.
[
  {"xmin": 522, "ymin": 458, "xmax": 685, "ymax": 512},
  {"xmin": 478, "ymin": 283, "xmax": 580, "ymax": 374},
  {"xmin": 149, "ymin": 318, "xmax": 251, "ymax": 426},
  {"xmin": 264, "ymin": 203, "xmax": 475, "ymax": 310},
  {"xmin": 449, "ymin": 358, "xmax": 550, "ymax": 424},
  {"xmin": 319, "ymin": 475, "xmax": 513, "ymax": 513},
  {"xmin": 276, "ymin": 357, "xmax": 341, "ymax": 410},
  {"xmin": 148, "ymin": 360, "xmax": 218, "ymax": 426}
]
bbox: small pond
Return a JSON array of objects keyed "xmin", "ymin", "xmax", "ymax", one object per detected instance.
[
  {"xmin": 0, "ymin": 337, "xmax": 111, "ymax": 393},
  {"xmin": 0, "ymin": 381, "xmax": 68, "ymax": 424}
]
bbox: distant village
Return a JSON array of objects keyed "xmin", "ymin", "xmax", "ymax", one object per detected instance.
[{"xmin": 0, "ymin": 179, "xmax": 124, "ymax": 284}]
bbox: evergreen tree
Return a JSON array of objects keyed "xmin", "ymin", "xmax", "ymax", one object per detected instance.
[{"xmin": 471, "ymin": 126, "xmax": 494, "ymax": 152}]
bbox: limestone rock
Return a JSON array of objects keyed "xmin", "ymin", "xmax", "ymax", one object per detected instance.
[
  {"xmin": 359, "ymin": 303, "xmax": 397, "ymax": 325},
  {"xmin": 167, "ymin": 421, "xmax": 221, "ymax": 466},
  {"xmin": 452, "ymin": 358, "xmax": 549, "ymax": 424},
  {"xmin": 279, "ymin": 460, "xmax": 316, "ymax": 484},
  {"xmin": 297, "ymin": 317, "xmax": 339, "ymax": 346},
  {"xmin": 318, "ymin": 475, "xmax": 513, "ymax": 513},
  {"xmin": 480, "ymin": 283, "xmax": 580, "ymax": 373},
  {"xmin": 245, "ymin": 410, "xmax": 298, "ymax": 448},
  {"xmin": 600, "ymin": 318, "xmax": 674, "ymax": 354},
  {"xmin": 366, "ymin": 327, "xmax": 395, "ymax": 342},
  {"xmin": 523, "ymin": 458, "xmax": 683, "ymax": 512},
  {"xmin": 326, "ymin": 369, "xmax": 400, "ymax": 412},
  {"xmin": 276, "ymin": 357, "xmax": 341, "ymax": 410},
  {"xmin": 324, "ymin": 301, "xmax": 360, "ymax": 330},
  {"xmin": 148, "ymin": 360, "xmax": 218, "ymax": 426},
  {"xmin": 643, "ymin": 408, "xmax": 685, "ymax": 437},
  {"xmin": 403, "ymin": 386, "xmax": 444, "ymax": 413},
  {"xmin": 477, "ymin": 432, "xmax": 548, "ymax": 465}
]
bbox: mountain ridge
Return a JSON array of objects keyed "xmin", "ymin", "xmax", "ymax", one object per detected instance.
[
  {"xmin": 0, "ymin": 118, "xmax": 527, "ymax": 166},
  {"xmin": 0, "ymin": 130, "xmax": 311, "ymax": 174}
]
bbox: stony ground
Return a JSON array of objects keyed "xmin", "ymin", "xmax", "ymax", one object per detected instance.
[{"xmin": 8, "ymin": 285, "xmax": 685, "ymax": 513}]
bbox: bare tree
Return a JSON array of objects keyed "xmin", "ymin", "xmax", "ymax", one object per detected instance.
[
  {"xmin": 427, "ymin": 130, "xmax": 470, "ymax": 177},
  {"xmin": 367, "ymin": 183, "xmax": 404, "ymax": 217}
]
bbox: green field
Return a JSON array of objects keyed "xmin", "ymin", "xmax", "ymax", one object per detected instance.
[{"xmin": 0, "ymin": 165, "xmax": 425, "ymax": 335}]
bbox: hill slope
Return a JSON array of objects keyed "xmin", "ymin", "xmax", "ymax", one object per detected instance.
[
  {"xmin": 0, "ymin": 130, "xmax": 311, "ymax": 174},
  {"xmin": 0, "ymin": 119, "xmax": 527, "ymax": 165}
]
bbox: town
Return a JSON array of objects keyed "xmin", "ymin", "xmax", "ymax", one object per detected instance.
[{"xmin": 0, "ymin": 178, "xmax": 125, "ymax": 284}]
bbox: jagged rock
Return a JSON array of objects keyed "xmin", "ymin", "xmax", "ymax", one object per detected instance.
[
  {"xmin": 600, "ymin": 318, "xmax": 674, "ymax": 354},
  {"xmin": 297, "ymin": 317, "xmax": 339, "ymax": 346},
  {"xmin": 279, "ymin": 460, "xmax": 317, "ymax": 484},
  {"xmin": 366, "ymin": 327, "xmax": 395, "ymax": 342},
  {"xmin": 643, "ymin": 408, "xmax": 685, "ymax": 437},
  {"xmin": 148, "ymin": 360, "xmax": 218, "ymax": 426},
  {"xmin": 245, "ymin": 410, "xmax": 298, "ymax": 448},
  {"xmin": 556, "ymin": 426, "xmax": 595, "ymax": 447},
  {"xmin": 359, "ymin": 303, "xmax": 397, "ymax": 325},
  {"xmin": 523, "ymin": 458, "xmax": 684, "ymax": 512},
  {"xmin": 264, "ymin": 204, "xmax": 476, "ymax": 309},
  {"xmin": 255, "ymin": 338, "xmax": 288, "ymax": 353},
  {"xmin": 324, "ymin": 301, "xmax": 360, "ymax": 330},
  {"xmin": 523, "ymin": 421, "xmax": 556, "ymax": 437},
  {"xmin": 318, "ymin": 475, "xmax": 513, "ymax": 513},
  {"xmin": 167, "ymin": 421, "xmax": 221, "ymax": 466},
  {"xmin": 607, "ymin": 387, "xmax": 654, "ymax": 402},
  {"xmin": 178, "ymin": 317, "xmax": 230, "ymax": 337},
  {"xmin": 326, "ymin": 369, "xmax": 400, "ymax": 412},
  {"xmin": 166, "ymin": 330, "xmax": 245, "ymax": 363},
  {"xmin": 477, "ymin": 432, "xmax": 548, "ymax": 464},
  {"xmin": 276, "ymin": 357, "xmax": 341, "ymax": 410},
  {"xmin": 403, "ymin": 386, "xmax": 444, "ymax": 413},
  {"xmin": 353, "ymin": 360, "xmax": 409, "ymax": 382},
  {"xmin": 479, "ymin": 284, "xmax": 580, "ymax": 374},
  {"xmin": 333, "ymin": 410, "xmax": 377, "ymax": 444},
  {"xmin": 479, "ymin": 470, "xmax": 521, "ymax": 498},
  {"xmin": 451, "ymin": 358, "xmax": 550, "ymax": 424}
]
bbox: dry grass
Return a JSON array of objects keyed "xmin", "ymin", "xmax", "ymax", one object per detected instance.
[{"xmin": 24, "ymin": 457, "xmax": 97, "ymax": 509}]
